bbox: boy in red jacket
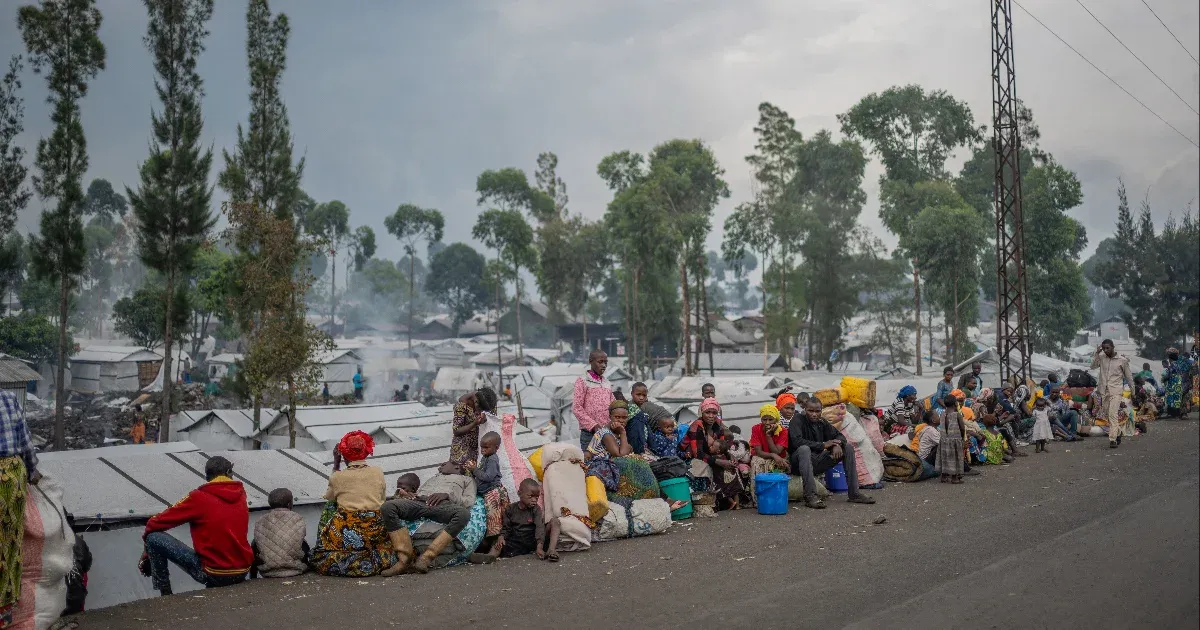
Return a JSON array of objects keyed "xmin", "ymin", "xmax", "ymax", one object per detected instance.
[{"xmin": 138, "ymin": 456, "xmax": 253, "ymax": 595}]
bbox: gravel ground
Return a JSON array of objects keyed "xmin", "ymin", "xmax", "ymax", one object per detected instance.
[{"xmin": 72, "ymin": 416, "xmax": 1200, "ymax": 630}]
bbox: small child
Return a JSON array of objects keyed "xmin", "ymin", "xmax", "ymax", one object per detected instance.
[
  {"xmin": 647, "ymin": 417, "xmax": 679, "ymax": 459},
  {"xmin": 474, "ymin": 432, "xmax": 503, "ymax": 495},
  {"xmin": 394, "ymin": 473, "xmax": 421, "ymax": 498},
  {"xmin": 725, "ymin": 426, "xmax": 752, "ymax": 477},
  {"xmin": 1031, "ymin": 396, "xmax": 1053, "ymax": 453},
  {"xmin": 251, "ymin": 488, "xmax": 309, "ymax": 579},
  {"xmin": 474, "ymin": 432, "xmax": 510, "ymax": 544},
  {"xmin": 472, "ymin": 478, "xmax": 563, "ymax": 564}
]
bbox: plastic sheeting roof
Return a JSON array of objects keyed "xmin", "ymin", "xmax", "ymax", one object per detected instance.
[
  {"xmin": 649, "ymin": 375, "xmax": 784, "ymax": 402},
  {"xmin": 175, "ymin": 408, "xmax": 280, "ymax": 439},
  {"xmin": 434, "ymin": 367, "xmax": 484, "ymax": 393},
  {"xmin": 38, "ymin": 441, "xmax": 200, "ymax": 461},
  {"xmin": 280, "ymin": 402, "xmax": 441, "ymax": 445},
  {"xmin": 207, "ymin": 353, "xmax": 243, "ymax": 365},
  {"xmin": 36, "ymin": 445, "xmax": 329, "ymax": 524},
  {"xmin": 71, "ymin": 345, "xmax": 161, "ymax": 364}
]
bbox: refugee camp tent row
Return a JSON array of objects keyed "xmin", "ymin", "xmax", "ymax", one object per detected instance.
[
  {"xmin": 173, "ymin": 408, "xmax": 282, "ymax": 451},
  {"xmin": 259, "ymin": 401, "xmax": 441, "ymax": 451},
  {"xmin": 312, "ymin": 348, "xmax": 365, "ymax": 395},
  {"xmin": 36, "ymin": 443, "xmax": 331, "ymax": 609}
]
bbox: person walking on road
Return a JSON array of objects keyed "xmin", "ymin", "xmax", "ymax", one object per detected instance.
[{"xmin": 1092, "ymin": 339, "xmax": 1134, "ymax": 449}]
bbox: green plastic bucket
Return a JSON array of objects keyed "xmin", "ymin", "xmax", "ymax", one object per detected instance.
[{"xmin": 659, "ymin": 477, "xmax": 692, "ymax": 520}]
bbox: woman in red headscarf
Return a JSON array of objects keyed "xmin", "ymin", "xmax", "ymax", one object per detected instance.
[{"xmin": 311, "ymin": 431, "xmax": 403, "ymax": 577}]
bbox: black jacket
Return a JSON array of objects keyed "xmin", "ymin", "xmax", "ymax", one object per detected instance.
[{"xmin": 787, "ymin": 415, "xmax": 845, "ymax": 455}]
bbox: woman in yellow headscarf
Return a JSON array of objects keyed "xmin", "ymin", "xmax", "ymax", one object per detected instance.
[{"xmin": 748, "ymin": 404, "xmax": 791, "ymax": 495}]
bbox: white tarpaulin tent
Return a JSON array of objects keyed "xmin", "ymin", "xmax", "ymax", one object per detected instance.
[
  {"xmin": 69, "ymin": 345, "xmax": 161, "ymax": 393},
  {"xmin": 315, "ymin": 348, "xmax": 364, "ymax": 396},
  {"xmin": 953, "ymin": 347, "xmax": 1081, "ymax": 389}
]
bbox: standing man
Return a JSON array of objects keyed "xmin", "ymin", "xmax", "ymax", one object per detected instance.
[
  {"xmin": 1092, "ymin": 339, "xmax": 1134, "ymax": 449},
  {"xmin": 398, "ymin": 385, "xmax": 410, "ymax": 402},
  {"xmin": 787, "ymin": 399, "xmax": 876, "ymax": 509},
  {"xmin": 353, "ymin": 368, "xmax": 365, "ymax": 401},
  {"xmin": 572, "ymin": 350, "xmax": 614, "ymax": 452}
]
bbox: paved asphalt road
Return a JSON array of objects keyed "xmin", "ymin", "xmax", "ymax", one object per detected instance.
[{"xmin": 76, "ymin": 417, "xmax": 1200, "ymax": 630}]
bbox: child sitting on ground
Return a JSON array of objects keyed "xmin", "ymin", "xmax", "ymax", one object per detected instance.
[
  {"xmin": 251, "ymin": 488, "xmax": 309, "ymax": 579},
  {"xmin": 647, "ymin": 416, "xmax": 679, "ymax": 459},
  {"xmin": 725, "ymin": 426, "xmax": 752, "ymax": 477},
  {"xmin": 470, "ymin": 478, "xmax": 562, "ymax": 564},
  {"xmin": 1031, "ymin": 396, "xmax": 1053, "ymax": 453}
]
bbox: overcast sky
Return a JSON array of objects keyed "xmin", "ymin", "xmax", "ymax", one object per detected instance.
[{"xmin": 3, "ymin": 0, "xmax": 1197, "ymax": 277}]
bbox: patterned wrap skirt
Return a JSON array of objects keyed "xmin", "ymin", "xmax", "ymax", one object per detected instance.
[
  {"xmin": 482, "ymin": 486, "xmax": 511, "ymax": 538},
  {"xmin": 311, "ymin": 504, "xmax": 399, "ymax": 577},
  {"xmin": 1, "ymin": 457, "xmax": 28, "ymax": 627}
]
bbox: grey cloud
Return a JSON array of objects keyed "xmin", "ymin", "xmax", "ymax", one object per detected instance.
[{"xmin": 1, "ymin": 0, "xmax": 1195, "ymax": 272}]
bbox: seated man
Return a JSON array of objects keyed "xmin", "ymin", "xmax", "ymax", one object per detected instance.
[
  {"xmin": 787, "ymin": 399, "xmax": 875, "ymax": 509},
  {"xmin": 139, "ymin": 456, "xmax": 253, "ymax": 596},
  {"xmin": 380, "ymin": 463, "xmax": 476, "ymax": 576}
]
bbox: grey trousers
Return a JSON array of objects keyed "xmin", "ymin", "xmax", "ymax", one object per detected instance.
[
  {"xmin": 789, "ymin": 444, "xmax": 861, "ymax": 498},
  {"xmin": 381, "ymin": 498, "xmax": 471, "ymax": 535}
]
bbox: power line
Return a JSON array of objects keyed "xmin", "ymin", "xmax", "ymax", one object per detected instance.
[
  {"xmin": 1138, "ymin": 0, "xmax": 1199, "ymax": 66},
  {"xmin": 1075, "ymin": 0, "xmax": 1198, "ymax": 116},
  {"xmin": 1012, "ymin": 0, "xmax": 1199, "ymax": 149}
]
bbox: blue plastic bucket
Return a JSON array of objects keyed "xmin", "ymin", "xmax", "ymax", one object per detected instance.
[
  {"xmin": 824, "ymin": 462, "xmax": 848, "ymax": 493},
  {"xmin": 659, "ymin": 477, "xmax": 693, "ymax": 520},
  {"xmin": 755, "ymin": 473, "xmax": 789, "ymax": 515}
]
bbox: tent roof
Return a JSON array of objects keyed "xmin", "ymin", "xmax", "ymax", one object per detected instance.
[
  {"xmin": 207, "ymin": 353, "xmax": 243, "ymax": 365},
  {"xmin": 0, "ymin": 358, "xmax": 41, "ymax": 383},
  {"xmin": 433, "ymin": 367, "xmax": 483, "ymax": 393},
  {"xmin": 279, "ymin": 402, "xmax": 441, "ymax": 445},
  {"xmin": 175, "ymin": 408, "xmax": 280, "ymax": 439},
  {"xmin": 649, "ymin": 375, "xmax": 784, "ymax": 402},
  {"xmin": 71, "ymin": 345, "xmax": 161, "ymax": 363},
  {"xmin": 313, "ymin": 348, "xmax": 363, "ymax": 364},
  {"xmin": 37, "ymin": 445, "xmax": 329, "ymax": 524}
]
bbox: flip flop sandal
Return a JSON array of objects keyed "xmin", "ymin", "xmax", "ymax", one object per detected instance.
[{"xmin": 546, "ymin": 552, "xmax": 560, "ymax": 562}]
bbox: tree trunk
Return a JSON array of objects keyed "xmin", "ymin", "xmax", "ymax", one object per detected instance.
[
  {"xmin": 287, "ymin": 374, "xmax": 296, "ymax": 448},
  {"xmin": 632, "ymin": 267, "xmax": 641, "ymax": 379},
  {"xmin": 494, "ymin": 252, "xmax": 504, "ymax": 388},
  {"xmin": 701, "ymin": 264, "xmax": 715, "ymax": 378},
  {"xmin": 53, "ymin": 271, "xmax": 68, "ymax": 450},
  {"xmin": 408, "ymin": 251, "xmax": 415, "ymax": 353},
  {"xmin": 806, "ymin": 304, "xmax": 815, "ymax": 370},
  {"xmin": 329, "ymin": 249, "xmax": 337, "ymax": 337},
  {"xmin": 914, "ymin": 261, "xmax": 922, "ymax": 376},
  {"xmin": 943, "ymin": 310, "xmax": 951, "ymax": 362},
  {"xmin": 253, "ymin": 393, "xmax": 262, "ymax": 441},
  {"xmin": 623, "ymin": 271, "xmax": 632, "ymax": 363},
  {"xmin": 514, "ymin": 271, "xmax": 524, "ymax": 362},
  {"xmin": 693, "ymin": 265, "xmax": 702, "ymax": 374},
  {"xmin": 927, "ymin": 309, "xmax": 935, "ymax": 368},
  {"xmin": 680, "ymin": 261, "xmax": 691, "ymax": 376},
  {"xmin": 158, "ymin": 269, "xmax": 176, "ymax": 442},
  {"xmin": 952, "ymin": 277, "xmax": 960, "ymax": 362}
]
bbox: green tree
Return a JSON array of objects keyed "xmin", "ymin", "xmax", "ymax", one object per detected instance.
[
  {"xmin": 349, "ymin": 225, "xmax": 375, "ymax": 271},
  {"xmin": 1095, "ymin": 185, "xmax": 1199, "ymax": 353},
  {"xmin": 599, "ymin": 151, "xmax": 678, "ymax": 375},
  {"xmin": 224, "ymin": 201, "xmax": 333, "ymax": 444},
  {"xmin": 476, "ymin": 169, "xmax": 547, "ymax": 357},
  {"xmin": 0, "ymin": 56, "xmax": 32, "ymax": 237},
  {"xmin": 189, "ymin": 244, "xmax": 232, "ymax": 358},
  {"xmin": 839, "ymin": 85, "xmax": 982, "ymax": 241},
  {"xmin": 862, "ymin": 248, "xmax": 915, "ymax": 369},
  {"xmin": 18, "ymin": 0, "xmax": 107, "ymax": 448},
  {"xmin": 218, "ymin": 0, "xmax": 303, "ymax": 218},
  {"xmin": 113, "ymin": 285, "xmax": 189, "ymax": 351},
  {"xmin": 472, "ymin": 208, "xmax": 535, "ymax": 358},
  {"xmin": 303, "ymin": 200, "xmax": 349, "ymax": 332},
  {"xmin": 903, "ymin": 203, "xmax": 990, "ymax": 362},
  {"xmin": 384, "ymin": 204, "xmax": 444, "ymax": 351},
  {"xmin": 83, "ymin": 177, "xmax": 127, "ymax": 224},
  {"xmin": 127, "ymin": 0, "xmax": 216, "ymax": 438},
  {"xmin": 0, "ymin": 312, "xmax": 72, "ymax": 364},
  {"xmin": 644, "ymin": 139, "xmax": 729, "ymax": 373}
]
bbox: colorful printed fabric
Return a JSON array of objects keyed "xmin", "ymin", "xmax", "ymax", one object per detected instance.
[
  {"xmin": 609, "ymin": 456, "xmax": 661, "ymax": 501},
  {"xmin": 482, "ymin": 486, "xmax": 511, "ymax": 538},
  {"xmin": 311, "ymin": 507, "xmax": 398, "ymax": 577},
  {"xmin": 1163, "ymin": 358, "xmax": 1192, "ymax": 410},
  {"xmin": 647, "ymin": 430, "xmax": 679, "ymax": 459},
  {"xmin": 981, "ymin": 430, "xmax": 1008, "ymax": 464},
  {"xmin": 450, "ymin": 402, "xmax": 480, "ymax": 466},
  {"xmin": 402, "ymin": 497, "xmax": 487, "ymax": 569},
  {"xmin": 1, "ymin": 457, "xmax": 28, "ymax": 626},
  {"xmin": 586, "ymin": 427, "xmax": 618, "ymax": 460}
]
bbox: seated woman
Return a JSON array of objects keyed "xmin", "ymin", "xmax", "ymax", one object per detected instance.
[
  {"xmin": 749, "ymin": 404, "xmax": 790, "ymax": 495},
  {"xmin": 975, "ymin": 388, "xmax": 1027, "ymax": 457},
  {"xmin": 882, "ymin": 386, "xmax": 921, "ymax": 438},
  {"xmin": 311, "ymin": 431, "xmax": 399, "ymax": 577},
  {"xmin": 976, "ymin": 414, "xmax": 1013, "ymax": 464},
  {"xmin": 680, "ymin": 398, "xmax": 751, "ymax": 510},
  {"xmin": 585, "ymin": 401, "xmax": 667, "ymax": 506}
]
